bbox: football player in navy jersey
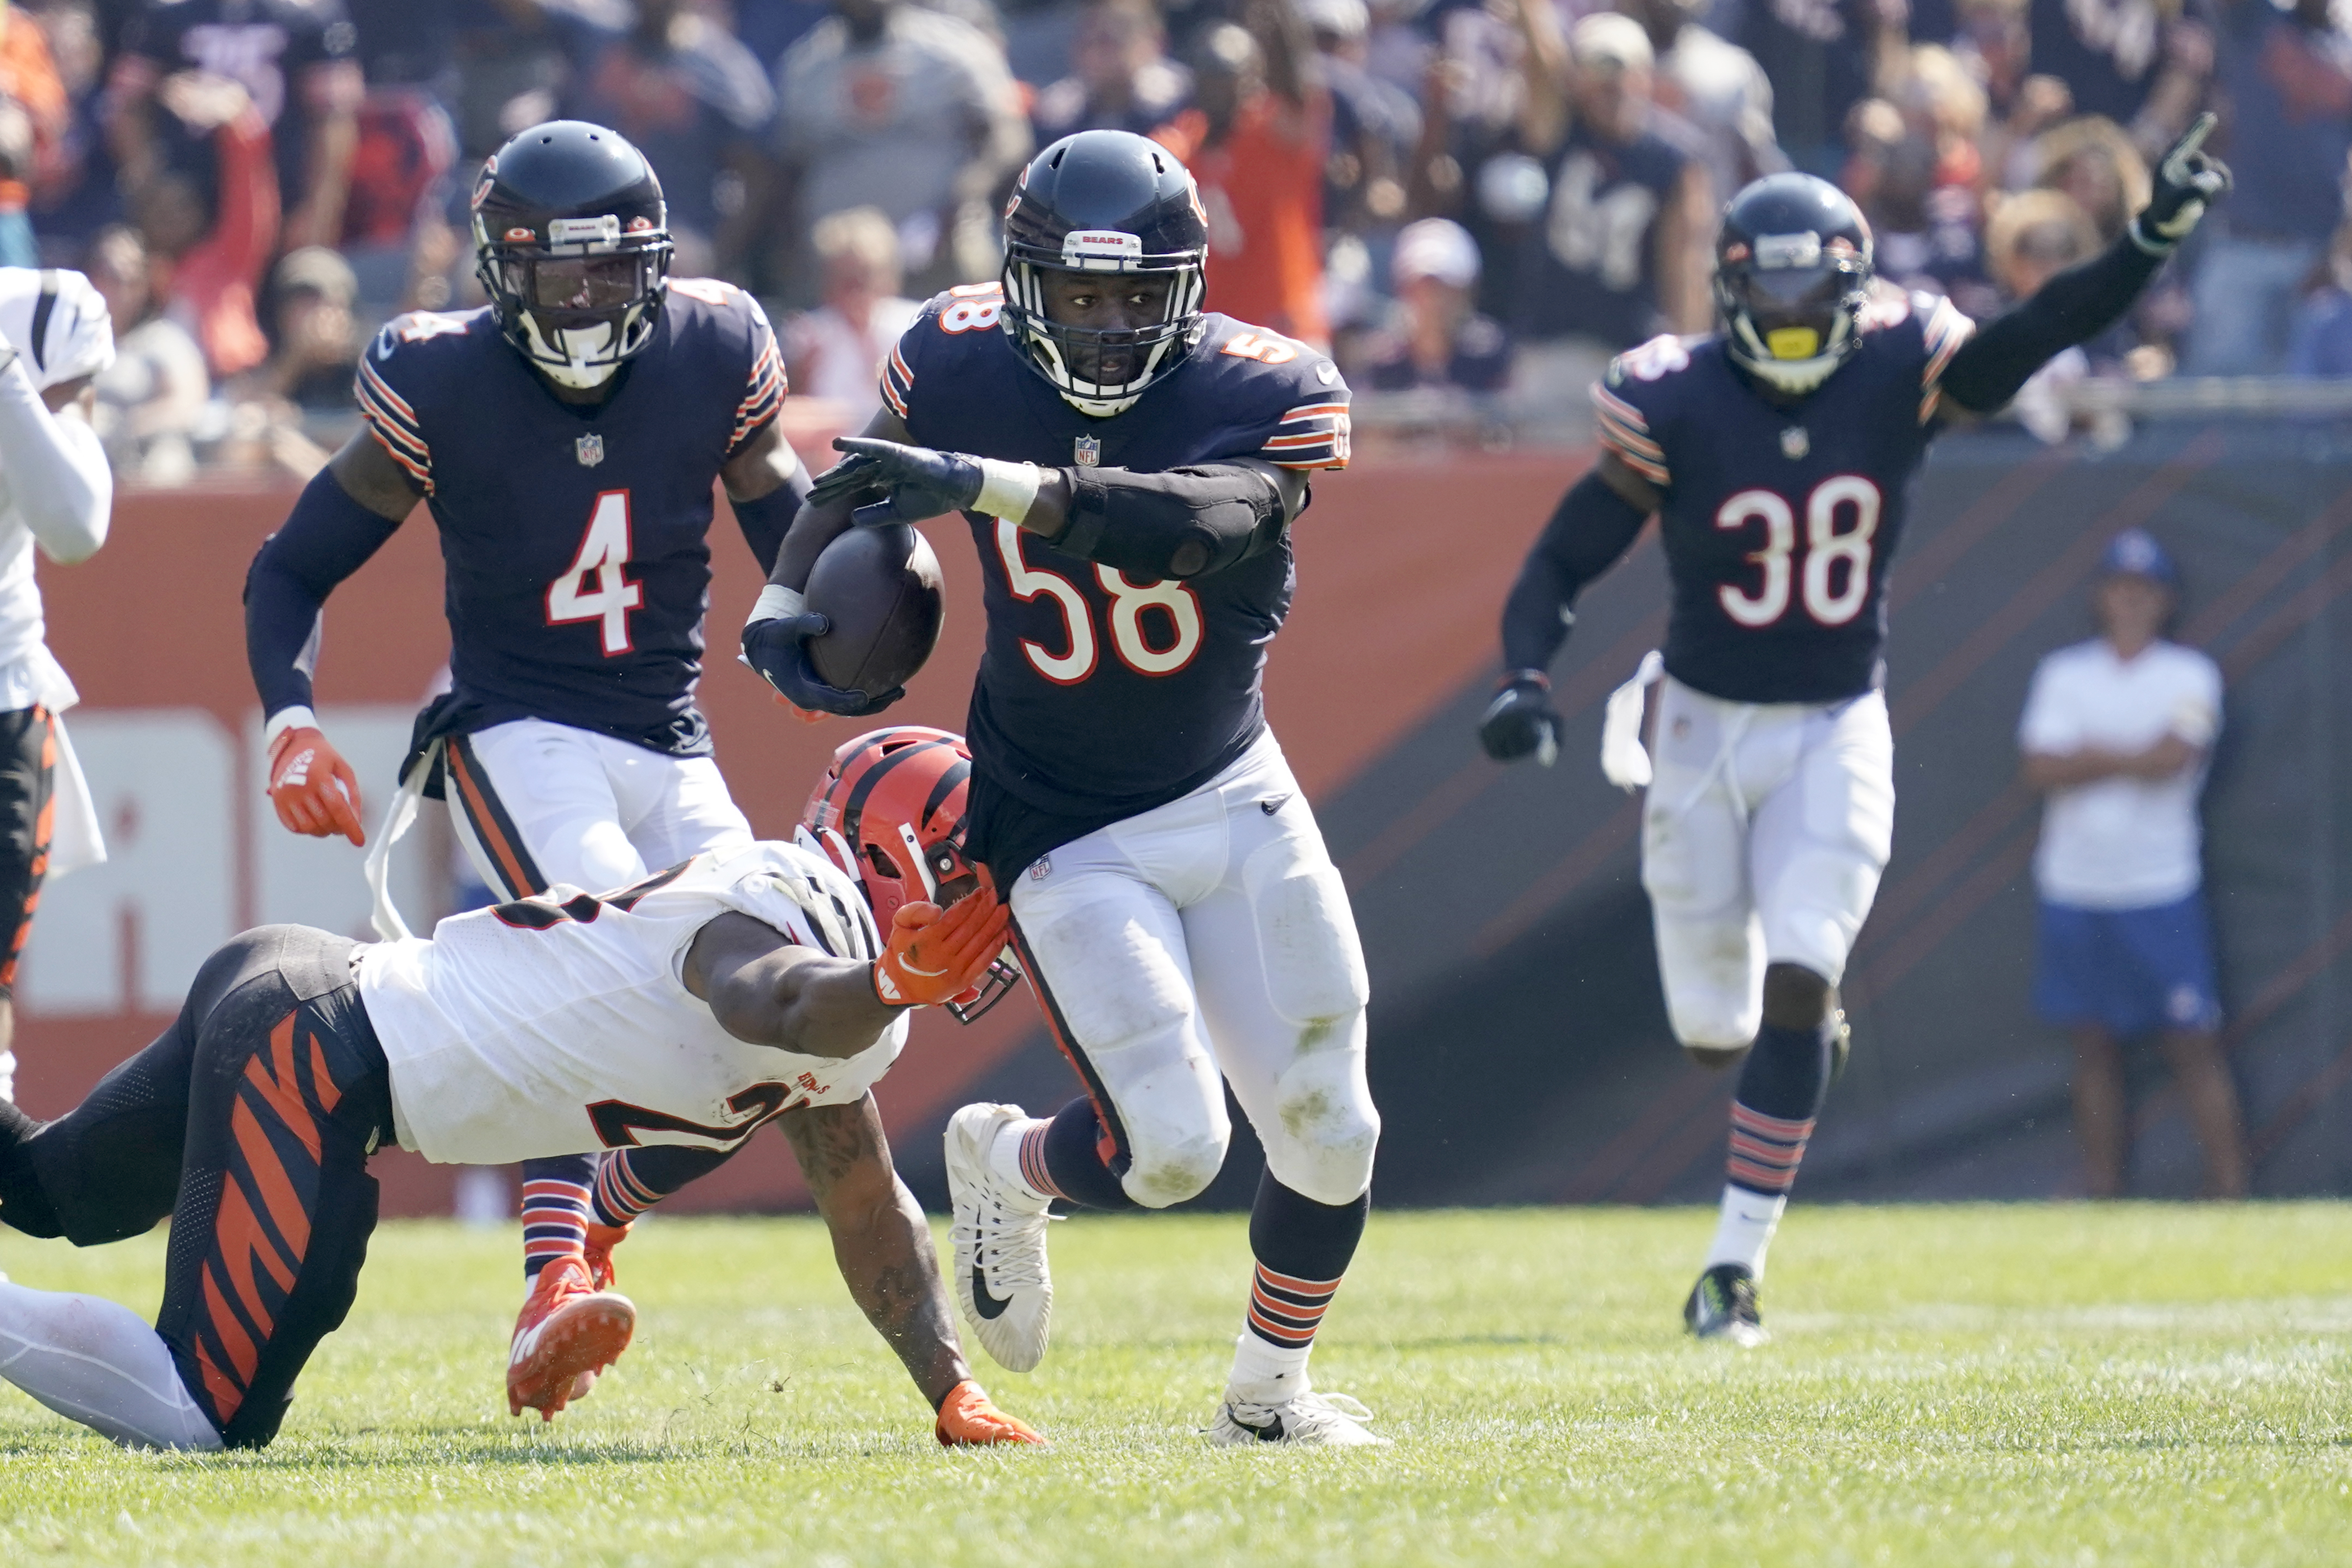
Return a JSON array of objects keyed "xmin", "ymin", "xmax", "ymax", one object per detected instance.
[
  {"xmin": 742, "ymin": 130, "xmax": 1385, "ymax": 1446},
  {"xmin": 240, "ymin": 122, "xmax": 818, "ymax": 1420},
  {"xmin": 1481, "ymin": 120, "xmax": 2231, "ymax": 1345}
]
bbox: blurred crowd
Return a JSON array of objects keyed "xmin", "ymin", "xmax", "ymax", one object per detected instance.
[{"xmin": 3, "ymin": 0, "xmax": 2346, "ymax": 477}]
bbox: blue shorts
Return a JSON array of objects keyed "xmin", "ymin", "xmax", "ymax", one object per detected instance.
[{"xmin": 2035, "ymin": 892, "xmax": 2223, "ymax": 1038}]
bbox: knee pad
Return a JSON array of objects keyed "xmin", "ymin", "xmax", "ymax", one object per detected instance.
[
  {"xmin": 1258, "ymin": 1049, "xmax": 1380, "ymax": 1207},
  {"xmin": 1243, "ymin": 843, "xmax": 1370, "ymax": 1032},
  {"xmin": 1119, "ymin": 1113, "xmax": 1230, "ymax": 1208}
]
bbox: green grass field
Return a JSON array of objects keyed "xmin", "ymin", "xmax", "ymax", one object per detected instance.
[{"xmin": 1, "ymin": 1203, "xmax": 2348, "ymax": 1566}]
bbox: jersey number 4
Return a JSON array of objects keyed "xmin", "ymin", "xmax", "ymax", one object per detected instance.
[
  {"xmin": 994, "ymin": 519, "xmax": 1203, "ymax": 683},
  {"xmin": 547, "ymin": 490, "xmax": 644, "ymax": 654},
  {"xmin": 1715, "ymin": 476, "xmax": 1883, "ymax": 629}
]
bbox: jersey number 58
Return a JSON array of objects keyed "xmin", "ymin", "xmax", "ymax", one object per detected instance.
[
  {"xmin": 1715, "ymin": 476, "xmax": 1882, "ymax": 629},
  {"xmin": 993, "ymin": 519, "xmax": 1203, "ymax": 682}
]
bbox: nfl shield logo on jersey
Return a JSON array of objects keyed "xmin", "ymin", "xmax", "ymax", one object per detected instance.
[
  {"xmin": 576, "ymin": 434, "xmax": 605, "ymax": 467},
  {"xmin": 1780, "ymin": 427, "xmax": 1810, "ymax": 460},
  {"xmin": 1073, "ymin": 436, "xmax": 1101, "ymax": 467}
]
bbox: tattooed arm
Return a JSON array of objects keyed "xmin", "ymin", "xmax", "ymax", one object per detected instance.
[{"xmin": 779, "ymin": 1095, "xmax": 971, "ymax": 1408}]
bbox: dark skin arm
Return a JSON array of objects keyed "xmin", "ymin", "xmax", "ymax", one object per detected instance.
[
  {"xmin": 776, "ymin": 1094, "xmax": 975, "ymax": 1410},
  {"xmin": 681, "ymin": 909, "xmax": 901, "ymax": 1059}
]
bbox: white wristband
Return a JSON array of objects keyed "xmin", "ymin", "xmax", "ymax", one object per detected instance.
[
  {"xmin": 263, "ymin": 706, "xmax": 318, "ymax": 753},
  {"xmin": 974, "ymin": 459, "xmax": 1042, "ymax": 525},
  {"xmin": 746, "ymin": 583, "xmax": 807, "ymax": 627}
]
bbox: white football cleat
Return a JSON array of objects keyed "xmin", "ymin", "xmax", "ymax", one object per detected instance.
[
  {"xmin": 1208, "ymin": 1387, "xmax": 1391, "ymax": 1447},
  {"xmin": 945, "ymin": 1102, "xmax": 1055, "ymax": 1373}
]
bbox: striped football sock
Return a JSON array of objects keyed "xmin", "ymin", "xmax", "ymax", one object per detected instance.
[
  {"xmin": 519, "ymin": 1162, "xmax": 594, "ymax": 1283},
  {"xmin": 592, "ymin": 1150, "xmax": 664, "ymax": 1228}
]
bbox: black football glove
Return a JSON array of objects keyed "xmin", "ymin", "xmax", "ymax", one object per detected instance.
[
  {"xmin": 2132, "ymin": 111, "xmax": 2230, "ymax": 254},
  {"xmin": 739, "ymin": 611, "xmax": 905, "ymax": 717},
  {"xmin": 814, "ymin": 436, "xmax": 986, "ymax": 528},
  {"xmin": 1478, "ymin": 673, "xmax": 1559, "ymax": 765}
]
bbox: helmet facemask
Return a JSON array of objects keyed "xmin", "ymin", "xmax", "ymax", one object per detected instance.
[
  {"xmin": 1717, "ymin": 231, "xmax": 1871, "ymax": 395},
  {"xmin": 477, "ymin": 213, "xmax": 673, "ymax": 390},
  {"xmin": 1001, "ymin": 228, "xmax": 1205, "ymax": 417}
]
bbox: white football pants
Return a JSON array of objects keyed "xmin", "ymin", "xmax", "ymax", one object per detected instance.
[
  {"xmin": 1007, "ymin": 730, "xmax": 1379, "ymax": 1209},
  {"xmin": 441, "ymin": 718, "xmax": 754, "ymax": 898},
  {"xmin": 1639, "ymin": 676, "xmax": 1896, "ymax": 1050}
]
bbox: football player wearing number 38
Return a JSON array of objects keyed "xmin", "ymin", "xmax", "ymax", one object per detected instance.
[
  {"xmin": 743, "ymin": 129, "xmax": 1385, "ymax": 1446},
  {"xmin": 241, "ymin": 122, "xmax": 821, "ymax": 1416},
  {"xmin": 1482, "ymin": 120, "xmax": 2230, "ymax": 1346}
]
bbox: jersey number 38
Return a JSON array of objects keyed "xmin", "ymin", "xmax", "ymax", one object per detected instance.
[{"xmin": 1714, "ymin": 475, "xmax": 1882, "ymax": 629}]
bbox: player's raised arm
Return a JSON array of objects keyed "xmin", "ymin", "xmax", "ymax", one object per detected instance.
[
  {"xmin": 1936, "ymin": 114, "xmax": 2229, "ymax": 421},
  {"xmin": 242, "ymin": 426, "xmax": 419, "ymax": 846},
  {"xmin": 681, "ymin": 891, "xmax": 1013, "ymax": 1058},
  {"xmin": 1478, "ymin": 451, "xmax": 1657, "ymax": 764}
]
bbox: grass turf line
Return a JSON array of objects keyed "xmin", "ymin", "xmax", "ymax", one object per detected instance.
[{"xmin": 1, "ymin": 1203, "xmax": 2348, "ymax": 1567}]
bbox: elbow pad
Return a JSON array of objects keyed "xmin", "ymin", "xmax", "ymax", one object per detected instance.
[{"xmin": 1053, "ymin": 465, "xmax": 1286, "ymax": 580}]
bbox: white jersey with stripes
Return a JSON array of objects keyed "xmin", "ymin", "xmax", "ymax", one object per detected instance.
[{"xmin": 357, "ymin": 840, "xmax": 904, "ymax": 1165}]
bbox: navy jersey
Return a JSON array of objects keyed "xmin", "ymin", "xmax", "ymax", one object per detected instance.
[
  {"xmin": 1593, "ymin": 288, "xmax": 1973, "ymax": 704},
  {"xmin": 882, "ymin": 283, "xmax": 1349, "ymax": 873},
  {"xmin": 357, "ymin": 277, "xmax": 786, "ymax": 753},
  {"xmin": 1514, "ymin": 121, "xmax": 1695, "ymax": 349}
]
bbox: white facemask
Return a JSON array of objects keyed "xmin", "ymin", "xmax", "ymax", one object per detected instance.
[{"xmin": 518, "ymin": 312, "xmax": 622, "ymax": 389}]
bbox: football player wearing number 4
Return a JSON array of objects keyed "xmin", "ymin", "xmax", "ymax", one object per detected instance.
[
  {"xmin": 241, "ymin": 122, "xmax": 816, "ymax": 1417},
  {"xmin": 743, "ymin": 130, "xmax": 1385, "ymax": 1446},
  {"xmin": 1481, "ymin": 120, "xmax": 2230, "ymax": 1345}
]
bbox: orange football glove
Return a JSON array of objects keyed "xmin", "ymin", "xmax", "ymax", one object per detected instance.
[
  {"xmin": 266, "ymin": 726, "xmax": 365, "ymax": 846},
  {"xmin": 871, "ymin": 891, "xmax": 1012, "ymax": 1007},
  {"xmin": 934, "ymin": 1380, "xmax": 1046, "ymax": 1446}
]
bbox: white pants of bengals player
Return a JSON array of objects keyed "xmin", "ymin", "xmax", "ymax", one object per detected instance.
[
  {"xmin": 1006, "ymin": 730, "xmax": 1380, "ymax": 1209},
  {"xmin": 1640, "ymin": 676, "xmax": 1896, "ymax": 1050},
  {"xmin": 442, "ymin": 718, "xmax": 754, "ymax": 898}
]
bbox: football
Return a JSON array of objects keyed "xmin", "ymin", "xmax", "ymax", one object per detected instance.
[{"xmin": 804, "ymin": 521, "xmax": 946, "ymax": 697}]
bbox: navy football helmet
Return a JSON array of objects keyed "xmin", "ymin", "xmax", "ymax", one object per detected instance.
[
  {"xmin": 472, "ymin": 121, "xmax": 673, "ymax": 390},
  {"xmin": 1001, "ymin": 129, "xmax": 1209, "ymax": 417},
  {"xmin": 1714, "ymin": 173, "xmax": 1875, "ymax": 395}
]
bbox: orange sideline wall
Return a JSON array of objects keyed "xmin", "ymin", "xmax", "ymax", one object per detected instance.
[{"xmin": 10, "ymin": 452, "xmax": 1579, "ymax": 1216}]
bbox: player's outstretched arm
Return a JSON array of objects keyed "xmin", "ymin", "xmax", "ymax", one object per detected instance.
[
  {"xmin": 1939, "ymin": 113, "xmax": 2229, "ymax": 420},
  {"xmin": 777, "ymin": 1095, "xmax": 1042, "ymax": 1443},
  {"xmin": 685, "ymin": 894, "xmax": 1014, "ymax": 1055},
  {"xmin": 820, "ymin": 434, "xmax": 1310, "ymax": 581},
  {"xmin": 245, "ymin": 430, "xmax": 420, "ymax": 845},
  {"xmin": 1480, "ymin": 455, "xmax": 1654, "ymax": 763}
]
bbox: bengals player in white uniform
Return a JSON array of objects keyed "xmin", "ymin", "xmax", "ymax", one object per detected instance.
[{"xmin": 0, "ymin": 767, "xmax": 1037, "ymax": 1451}]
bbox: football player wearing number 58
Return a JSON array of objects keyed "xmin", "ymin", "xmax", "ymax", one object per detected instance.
[
  {"xmin": 241, "ymin": 122, "xmax": 820, "ymax": 1418},
  {"xmin": 1480, "ymin": 121, "xmax": 2230, "ymax": 1346},
  {"xmin": 742, "ymin": 129, "xmax": 1386, "ymax": 1446}
]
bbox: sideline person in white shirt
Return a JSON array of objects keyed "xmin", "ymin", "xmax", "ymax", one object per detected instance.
[
  {"xmin": 0, "ymin": 269, "xmax": 117, "ymax": 1106},
  {"xmin": 2018, "ymin": 528, "xmax": 2248, "ymax": 1199}
]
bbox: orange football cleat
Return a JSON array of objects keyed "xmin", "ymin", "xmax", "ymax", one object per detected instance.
[
  {"xmin": 934, "ymin": 1380, "xmax": 1047, "ymax": 1446},
  {"xmin": 507, "ymin": 1255, "xmax": 636, "ymax": 1421}
]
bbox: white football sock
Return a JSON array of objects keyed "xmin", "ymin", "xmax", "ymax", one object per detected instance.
[
  {"xmin": 1703, "ymin": 1184, "xmax": 1788, "ymax": 1280},
  {"xmin": 1225, "ymin": 1330, "xmax": 1313, "ymax": 1411},
  {"xmin": 0, "ymin": 1281, "xmax": 222, "ymax": 1450},
  {"xmin": 0, "ymin": 1047, "xmax": 15, "ymax": 1103},
  {"xmin": 984, "ymin": 1117, "xmax": 1055, "ymax": 1211}
]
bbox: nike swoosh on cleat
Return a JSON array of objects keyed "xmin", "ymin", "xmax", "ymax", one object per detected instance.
[{"xmin": 971, "ymin": 1265, "xmax": 1016, "ymax": 1320}]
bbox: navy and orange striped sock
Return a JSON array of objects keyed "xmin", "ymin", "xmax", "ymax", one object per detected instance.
[
  {"xmin": 519, "ymin": 1156, "xmax": 594, "ymax": 1283},
  {"xmin": 591, "ymin": 1150, "xmax": 663, "ymax": 1228},
  {"xmin": 1228, "ymin": 1171, "xmax": 1369, "ymax": 1406},
  {"xmin": 1706, "ymin": 1016, "xmax": 1833, "ymax": 1277}
]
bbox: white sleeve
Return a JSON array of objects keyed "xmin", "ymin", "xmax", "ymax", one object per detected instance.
[
  {"xmin": 0, "ymin": 349, "xmax": 111, "ymax": 564},
  {"xmin": 2173, "ymin": 652, "xmax": 2223, "ymax": 746},
  {"xmin": 2017, "ymin": 658, "xmax": 2080, "ymax": 755}
]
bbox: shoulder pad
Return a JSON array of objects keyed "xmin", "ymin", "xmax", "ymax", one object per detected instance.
[
  {"xmin": 368, "ymin": 309, "xmax": 479, "ymax": 363},
  {"xmin": 1199, "ymin": 317, "xmax": 1352, "ymax": 469},
  {"xmin": 885, "ymin": 284, "xmax": 1008, "ymax": 421}
]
